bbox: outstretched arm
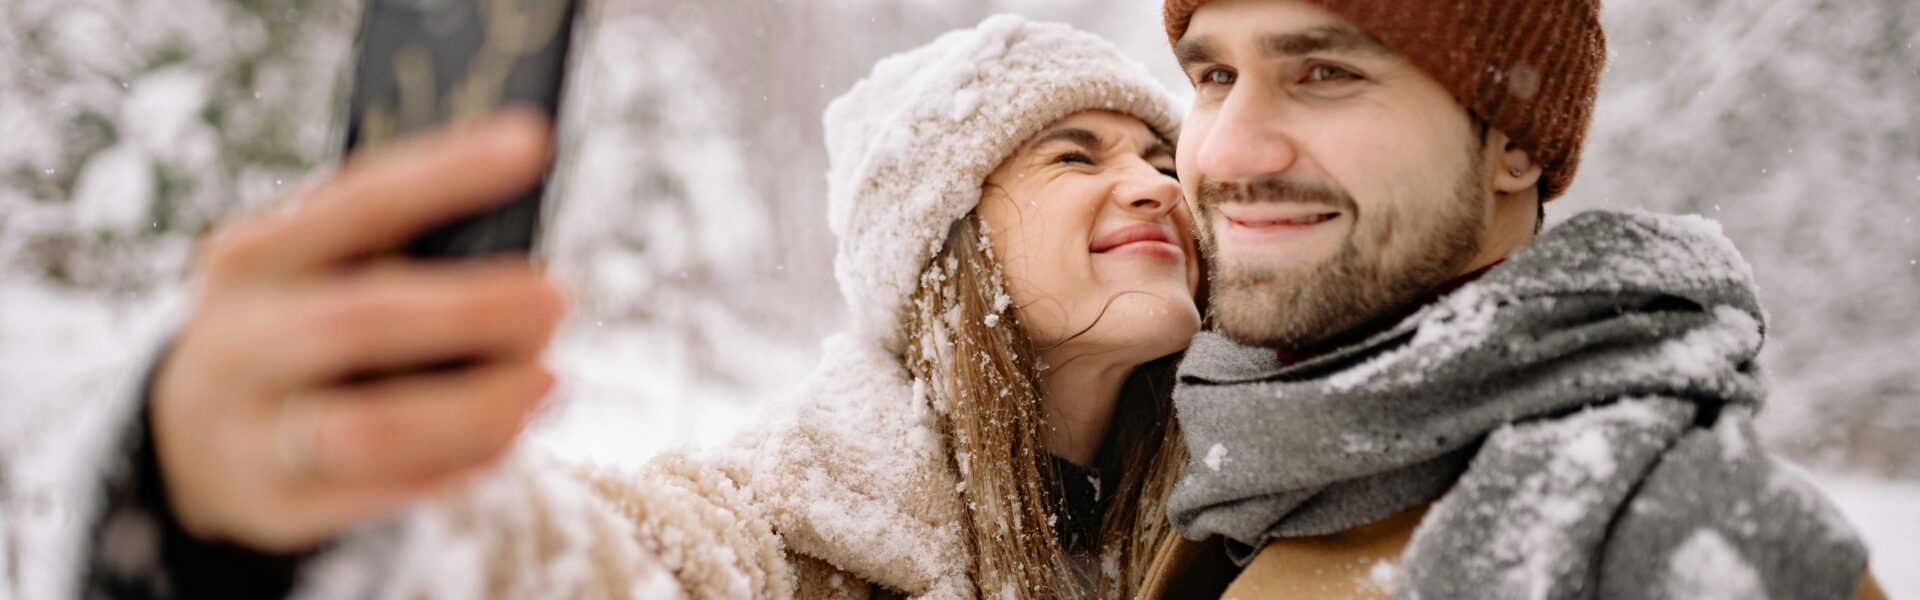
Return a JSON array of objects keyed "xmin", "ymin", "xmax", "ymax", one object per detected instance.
[{"xmin": 82, "ymin": 111, "xmax": 563, "ymax": 597}]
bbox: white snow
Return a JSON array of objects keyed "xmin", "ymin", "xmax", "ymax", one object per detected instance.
[
  {"xmin": 1202, "ymin": 443, "xmax": 1229, "ymax": 472},
  {"xmin": 1362, "ymin": 558, "xmax": 1401, "ymax": 594},
  {"xmin": 1646, "ymin": 306, "xmax": 1763, "ymax": 383},
  {"xmin": 120, "ymin": 67, "xmax": 212, "ymax": 160},
  {"xmin": 1326, "ymin": 285, "xmax": 1500, "ymax": 393},
  {"xmin": 1665, "ymin": 529, "xmax": 1768, "ymax": 600},
  {"xmin": 1713, "ymin": 414, "xmax": 1752, "ymax": 465},
  {"xmin": 1560, "ymin": 429, "xmax": 1619, "ymax": 481},
  {"xmin": 69, "ymin": 143, "xmax": 154, "ymax": 232}
]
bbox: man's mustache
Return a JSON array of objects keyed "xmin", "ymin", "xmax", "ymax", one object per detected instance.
[{"xmin": 1195, "ymin": 177, "xmax": 1357, "ymax": 213}]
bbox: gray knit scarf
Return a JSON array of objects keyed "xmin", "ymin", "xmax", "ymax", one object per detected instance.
[{"xmin": 1168, "ymin": 210, "xmax": 1868, "ymax": 599}]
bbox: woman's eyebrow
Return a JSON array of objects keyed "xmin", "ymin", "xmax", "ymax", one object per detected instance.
[
  {"xmin": 1144, "ymin": 139, "xmax": 1174, "ymax": 161},
  {"xmin": 1029, "ymin": 127, "xmax": 1103, "ymax": 153}
]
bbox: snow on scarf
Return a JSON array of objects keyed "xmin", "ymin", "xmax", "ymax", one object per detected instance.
[{"xmin": 1168, "ymin": 210, "xmax": 1868, "ymax": 599}]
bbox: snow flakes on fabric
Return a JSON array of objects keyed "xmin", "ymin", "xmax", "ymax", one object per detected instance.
[
  {"xmin": 1493, "ymin": 210, "xmax": 1760, "ymax": 306},
  {"xmin": 1665, "ymin": 530, "xmax": 1768, "ymax": 600},
  {"xmin": 1403, "ymin": 398, "xmax": 1694, "ymax": 600},
  {"xmin": 1203, "ymin": 443, "xmax": 1229, "ymax": 472},
  {"xmin": 293, "ymin": 452, "xmax": 689, "ymax": 600}
]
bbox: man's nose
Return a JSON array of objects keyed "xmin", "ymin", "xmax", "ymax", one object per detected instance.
[{"xmin": 1194, "ymin": 91, "xmax": 1299, "ymax": 183}]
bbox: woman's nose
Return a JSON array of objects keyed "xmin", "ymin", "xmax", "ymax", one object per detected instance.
[{"xmin": 1115, "ymin": 165, "xmax": 1182, "ymax": 216}]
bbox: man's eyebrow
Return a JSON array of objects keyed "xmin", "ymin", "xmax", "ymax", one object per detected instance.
[
  {"xmin": 1260, "ymin": 24, "xmax": 1393, "ymax": 59},
  {"xmin": 1029, "ymin": 127, "xmax": 1103, "ymax": 152},
  {"xmin": 1173, "ymin": 38, "xmax": 1216, "ymax": 68}
]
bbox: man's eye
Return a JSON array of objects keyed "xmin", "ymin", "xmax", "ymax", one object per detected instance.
[
  {"xmin": 1157, "ymin": 167, "xmax": 1179, "ymax": 180},
  {"xmin": 1201, "ymin": 68, "xmax": 1236, "ymax": 86},
  {"xmin": 1306, "ymin": 64, "xmax": 1359, "ymax": 83}
]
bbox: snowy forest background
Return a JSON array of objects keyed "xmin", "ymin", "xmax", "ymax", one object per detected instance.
[{"xmin": 1, "ymin": 0, "xmax": 1916, "ymax": 596}]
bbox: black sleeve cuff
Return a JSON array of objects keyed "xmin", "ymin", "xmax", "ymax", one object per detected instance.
[{"xmin": 82, "ymin": 348, "xmax": 315, "ymax": 599}]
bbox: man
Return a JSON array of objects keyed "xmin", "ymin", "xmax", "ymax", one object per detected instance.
[{"xmin": 1139, "ymin": 0, "xmax": 1885, "ymax": 598}]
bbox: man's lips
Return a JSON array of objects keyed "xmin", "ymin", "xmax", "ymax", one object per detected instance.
[
  {"xmin": 1091, "ymin": 222, "xmax": 1182, "ymax": 256},
  {"xmin": 1215, "ymin": 203, "xmax": 1344, "ymax": 228}
]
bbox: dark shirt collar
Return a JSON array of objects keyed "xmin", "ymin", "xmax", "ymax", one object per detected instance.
[{"xmin": 1051, "ymin": 455, "xmax": 1115, "ymax": 552}]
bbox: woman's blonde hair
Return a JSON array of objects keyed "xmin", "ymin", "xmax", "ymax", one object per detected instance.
[{"xmin": 905, "ymin": 213, "xmax": 1190, "ymax": 599}]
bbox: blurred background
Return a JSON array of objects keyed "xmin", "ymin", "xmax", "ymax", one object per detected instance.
[{"xmin": 1, "ymin": 0, "xmax": 1915, "ymax": 596}]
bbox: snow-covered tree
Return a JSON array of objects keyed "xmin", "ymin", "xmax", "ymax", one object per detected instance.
[
  {"xmin": 1568, "ymin": 0, "xmax": 1920, "ymax": 477},
  {"xmin": 0, "ymin": 0, "xmax": 356, "ymax": 293}
]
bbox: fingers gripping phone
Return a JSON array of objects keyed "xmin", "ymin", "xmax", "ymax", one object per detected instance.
[{"xmin": 343, "ymin": 0, "xmax": 581, "ymax": 258}]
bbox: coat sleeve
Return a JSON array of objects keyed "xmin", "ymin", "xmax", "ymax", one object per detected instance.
[{"xmin": 290, "ymin": 448, "xmax": 801, "ymax": 600}]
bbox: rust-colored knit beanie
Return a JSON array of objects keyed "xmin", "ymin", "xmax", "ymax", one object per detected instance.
[{"xmin": 1164, "ymin": 0, "xmax": 1605, "ymax": 200}]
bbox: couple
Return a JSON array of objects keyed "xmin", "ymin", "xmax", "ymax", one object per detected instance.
[{"xmin": 82, "ymin": 1, "xmax": 1878, "ymax": 598}]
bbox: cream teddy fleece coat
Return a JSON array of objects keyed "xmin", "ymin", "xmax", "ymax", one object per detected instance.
[{"xmin": 288, "ymin": 333, "xmax": 973, "ymax": 599}]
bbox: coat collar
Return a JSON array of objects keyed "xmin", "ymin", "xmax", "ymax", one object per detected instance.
[{"xmin": 732, "ymin": 333, "xmax": 972, "ymax": 597}]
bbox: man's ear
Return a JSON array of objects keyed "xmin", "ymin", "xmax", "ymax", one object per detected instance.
[{"xmin": 1487, "ymin": 128, "xmax": 1542, "ymax": 196}]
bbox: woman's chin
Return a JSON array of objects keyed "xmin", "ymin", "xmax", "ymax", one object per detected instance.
[{"xmin": 1100, "ymin": 291, "xmax": 1203, "ymax": 353}]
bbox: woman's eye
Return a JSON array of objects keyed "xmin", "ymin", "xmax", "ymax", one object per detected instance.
[
  {"xmin": 1056, "ymin": 152, "xmax": 1095, "ymax": 166},
  {"xmin": 1202, "ymin": 69, "xmax": 1236, "ymax": 86},
  {"xmin": 1157, "ymin": 167, "xmax": 1179, "ymax": 180},
  {"xmin": 1306, "ymin": 64, "xmax": 1359, "ymax": 83}
]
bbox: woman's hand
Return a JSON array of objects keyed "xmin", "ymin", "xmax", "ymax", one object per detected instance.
[{"xmin": 149, "ymin": 110, "xmax": 566, "ymax": 553}]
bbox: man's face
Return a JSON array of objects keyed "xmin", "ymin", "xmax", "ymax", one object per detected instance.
[{"xmin": 1174, "ymin": 0, "xmax": 1499, "ymax": 351}]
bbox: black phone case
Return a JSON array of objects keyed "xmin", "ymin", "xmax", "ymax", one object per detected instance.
[{"xmin": 342, "ymin": 0, "xmax": 579, "ymax": 258}]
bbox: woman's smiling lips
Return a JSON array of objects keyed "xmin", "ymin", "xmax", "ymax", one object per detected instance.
[{"xmin": 1091, "ymin": 222, "xmax": 1184, "ymax": 260}]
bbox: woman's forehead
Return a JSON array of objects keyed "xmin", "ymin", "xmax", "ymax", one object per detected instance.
[{"xmin": 1030, "ymin": 110, "xmax": 1170, "ymax": 155}]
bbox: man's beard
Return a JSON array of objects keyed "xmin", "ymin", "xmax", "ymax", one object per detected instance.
[{"xmin": 1196, "ymin": 164, "xmax": 1487, "ymax": 352}]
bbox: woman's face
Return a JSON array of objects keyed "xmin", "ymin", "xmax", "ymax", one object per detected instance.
[{"xmin": 978, "ymin": 110, "xmax": 1203, "ymax": 366}]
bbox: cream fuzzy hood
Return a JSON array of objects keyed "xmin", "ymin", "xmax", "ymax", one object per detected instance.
[{"xmin": 824, "ymin": 14, "xmax": 1182, "ymax": 353}]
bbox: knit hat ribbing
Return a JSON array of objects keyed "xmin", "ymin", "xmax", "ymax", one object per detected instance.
[
  {"xmin": 1163, "ymin": 0, "xmax": 1605, "ymax": 201},
  {"xmin": 824, "ymin": 15, "xmax": 1182, "ymax": 351}
]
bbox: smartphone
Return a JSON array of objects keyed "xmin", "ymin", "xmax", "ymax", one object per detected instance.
[{"xmin": 341, "ymin": 0, "xmax": 581, "ymax": 258}]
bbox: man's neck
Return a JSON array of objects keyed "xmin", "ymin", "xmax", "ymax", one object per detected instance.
[{"xmin": 1276, "ymin": 259, "xmax": 1508, "ymax": 365}]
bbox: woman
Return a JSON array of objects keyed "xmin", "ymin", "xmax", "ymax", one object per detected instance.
[{"xmin": 85, "ymin": 15, "xmax": 1198, "ymax": 599}]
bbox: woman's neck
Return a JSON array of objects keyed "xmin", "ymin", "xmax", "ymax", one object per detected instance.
[{"xmin": 1037, "ymin": 352, "xmax": 1138, "ymax": 466}]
